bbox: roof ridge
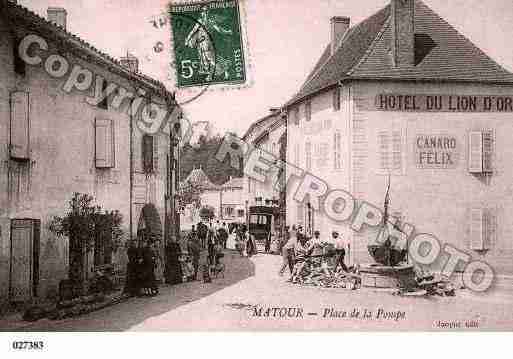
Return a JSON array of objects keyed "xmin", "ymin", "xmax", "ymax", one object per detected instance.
[
  {"xmin": 301, "ymin": 23, "xmax": 359, "ymax": 91},
  {"xmin": 299, "ymin": 45, "xmax": 330, "ymax": 92},
  {"xmin": 2, "ymin": 0, "xmax": 172, "ymax": 95},
  {"xmin": 348, "ymin": 17, "xmax": 390, "ymax": 76}
]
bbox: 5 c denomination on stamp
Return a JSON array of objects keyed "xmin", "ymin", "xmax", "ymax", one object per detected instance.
[{"xmin": 169, "ymin": 0, "xmax": 247, "ymax": 88}]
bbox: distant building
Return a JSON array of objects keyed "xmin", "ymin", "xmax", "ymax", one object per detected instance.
[
  {"xmin": 242, "ymin": 110, "xmax": 286, "ymax": 206},
  {"xmin": 220, "ymin": 176, "xmax": 245, "ymax": 220},
  {"xmin": 0, "ymin": 0, "xmax": 181, "ymax": 303},
  {"xmin": 284, "ymin": 0, "xmax": 513, "ymax": 278},
  {"xmin": 242, "ymin": 110, "xmax": 286, "ymax": 233}
]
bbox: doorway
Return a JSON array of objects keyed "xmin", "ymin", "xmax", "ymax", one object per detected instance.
[{"xmin": 9, "ymin": 219, "xmax": 40, "ymax": 302}]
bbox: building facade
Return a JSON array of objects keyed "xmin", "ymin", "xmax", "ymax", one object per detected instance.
[
  {"xmin": 0, "ymin": 0, "xmax": 181, "ymax": 304},
  {"xmin": 284, "ymin": 0, "xmax": 513, "ymax": 277},
  {"xmin": 243, "ymin": 111, "xmax": 286, "ymax": 207},
  {"xmin": 180, "ymin": 167, "xmax": 245, "ymax": 224}
]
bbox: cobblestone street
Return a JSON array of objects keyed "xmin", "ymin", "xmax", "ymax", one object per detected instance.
[{"xmin": 2, "ymin": 250, "xmax": 513, "ymax": 331}]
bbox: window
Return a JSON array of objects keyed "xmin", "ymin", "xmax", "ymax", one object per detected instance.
[
  {"xmin": 10, "ymin": 91, "xmax": 30, "ymax": 161},
  {"xmin": 305, "ymin": 101, "xmax": 312, "ymax": 122},
  {"xmin": 414, "ymin": 34, "xmax": 437, "ymax": 66},
  {"xmin": 296, "ymin": 202, "xmax": 304, "ymax": 225},
  {"xmin": 142, "ymin": 134, "xmax": 158, "ymax": 173},
  {"xmin": 98, "ymin": 80, "xmax": 109, "ymax": 109},
  {"xmin": 378, "ymin": 129, "xmax": 404, "ymax": 174},
  {"xmin": 94, "ymin": 217, "xmax": 113, "ymax": 266},
  {"xmin": 294, "ymin": 143, "xmax": 300, "ymax": 166},
  {"xmin": 470, "ymin": 208, "xmax": 495, "ymax": 251},
  {"xmin": 237, "ymin": 209, "xmax": 244, "ymax": 218},
  {"xmin": 391, "ymin": 130, "xmax": 403, "ymax": 170},
  {"xmin": 333, "ymin": 87, "xmax": 341, "ymax": 111},
  {"xmin": 334, "ymin": 131, "xmax": 342, "ymax": 170},
  {"xmin": 315, "ymin": 142, "xmax": 329, "ymax": 168},
  {"xmin": 14, "ymin": 39, "xmax": 26, "ymax": 76},
  {"xmin": 95, "ymin": 118, "xmax": 115, "ymax": 168},
  {"xmin": 305, "ymin": 141, "xmax": 312, "ymax": 171},
  {"xmin": 468, "ymin": 131, "xmax": 493, "ymax": 174},
  {"xmin": 294, "ymin": 107, "xmax": 300, "ymax": 125},
  {"xmin": 225, "ymin": 207, "xmax": 234, "ymax": 217}
]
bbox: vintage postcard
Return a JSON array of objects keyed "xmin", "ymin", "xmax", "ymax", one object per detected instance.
[{"xmin": 1, "ymin": 0, "xmax": 513, "ymax": 339}]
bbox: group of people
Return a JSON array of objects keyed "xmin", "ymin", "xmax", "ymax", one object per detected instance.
[
  {"xmin": 125, "ymin": 240, "xmax": 159, "ymax": 297},
  {"xmin": 279, "ymin": 226, "xmax": 349, "ymax": 283},
  {"xmin": 186, "ymin": 220, "xmax": 229, "ymax": 281},
  {"xmin": 227, "ymin": 223, "xmax": 257, "ymax": 257}
]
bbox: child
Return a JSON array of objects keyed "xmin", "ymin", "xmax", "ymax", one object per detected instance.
[{"xmin": 202, "ymin": 263, "xmax": 212, "ymax": 283}]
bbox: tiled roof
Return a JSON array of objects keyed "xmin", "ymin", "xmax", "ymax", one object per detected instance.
[
  {"xmin": 0, "ymin": 0, "xmax": 174, "ymax": 100},
  {"xmin": 287, "ymin": 0, "xmax": 513, "ymax": 107},
  {"xmin": 182, "ymin": 168, "xmax": 219, "ymax": 190},
  {"xmin": 287, "ymin": 4, "xmax": 390, "ymax": 106},
  {"xmin": 242, "ymin": 112, "xmax": 279, "ymax": 141}
]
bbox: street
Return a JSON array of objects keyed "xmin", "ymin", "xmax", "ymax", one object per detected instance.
[{"xmin": 3, "ymin": 250, "xmax": 513, "ymax": 331}]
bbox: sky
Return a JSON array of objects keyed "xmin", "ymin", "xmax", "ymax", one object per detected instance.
[{"xmin": 19, "ymin": 0, "xmax": 513, "ymax": 136}]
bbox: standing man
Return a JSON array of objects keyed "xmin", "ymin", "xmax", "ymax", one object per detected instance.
[
  {"xmin": 207, "ymin": 228, "xmax": 216, "ymax": 265},
  {"xmin": 197, "ymin": 221, "xmax": 206, "ymax": 250},
  {"xmin": 219, "ymin": 222, "xmax": 228, "ymax": 249},
  {"xmin": 279, "ymin": 225, "xmax": 297, "ymax": 277},
  {"xmin": 332, "ymin": 231, "xmax": 349, "ymax": 272},
  {"xmin": 291, "ymin": 233, "xmax": 314, "ymax": 283},
  {"xmin": 187, "ymin": 228, "xmax": 201, "ymax": 280},
  {"xmin": 310, "ymin": 230, "xmax": 323, "ymax": 267}
]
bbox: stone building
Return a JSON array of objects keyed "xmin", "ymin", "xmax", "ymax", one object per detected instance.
[
  {"xmin": 284, "ymin": 0, "xmax": 513, "ymax": 279},
  {"xmin": 0, "ymin": 0, "xmax": 181, "ymax": 304},
  {"xmin": 180, "ymin": 167, "xmax": 245, "ymax": 223},
  {"xmin": 242, "ymin": 110, "xmax": 286, "ymax": 234},
  {"xmin": 242, "ymin": 110, "xmax": 286, "ymax": 207}
]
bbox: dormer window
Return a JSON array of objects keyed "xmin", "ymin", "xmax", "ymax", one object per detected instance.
[{"xmin": 414, "ymin": 34, "xmax": 437, "ymax": 66}]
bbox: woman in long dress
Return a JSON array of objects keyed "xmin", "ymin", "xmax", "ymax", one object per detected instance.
[{"xmin": 226, "ymin": 225, "xmax": 237, "ymax": 250}]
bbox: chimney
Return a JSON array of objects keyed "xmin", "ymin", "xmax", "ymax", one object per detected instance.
[
  {"xmin": 47, "ymin": 7, "xmax": 67, "ymax": 30},
  {"xmin": 330, "ymin": 16, "xmax": 350, "ymax": 55},
  {"xmin": 120, "ymin": 53, "xmax": 139, "ymax": 72},
  {"xmin": 391, "ymin": 0, "xmax": 415, "ymax": 67}
]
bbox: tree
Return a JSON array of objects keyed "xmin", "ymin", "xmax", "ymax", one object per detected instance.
[
  {"xmin": 199, "ymin": 205, "xmax": 215, "ymax": 220},
  {"xmin": 49, "ymin": 192, "xmax": 123, "ymax": 294}
]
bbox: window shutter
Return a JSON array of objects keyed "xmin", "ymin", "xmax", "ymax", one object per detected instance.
[
  {"xmin": 95, "ymin": 118, "xmax": 114, "ymax": 168},
  {"xmin": 10, "ymin": 91, "xmax": 30, "ymax": 160},
  {"xmin": 334, "ymin": 131, "xmax": 342, "ymax": 170},
  {"xmin": 378, "ymin": 131, "xmax": 391, "ymax": 171},
  {"xmin": 294, "ymin": 143, "xmax": 300, "ymax": 166},
  {"xmin": 470, "ymin": 208, "xmax": 484, "ymax": 250},
  {"xmin": 482, "ymin": 131, "xmax": 493, "ymax": 173},
  {"xmin": 333, "ymin": 87, "xmax": 341, "ymax": 111},
  {"xmin": 468, "ymin": 131, "xmax": 483, "ymax": 173},
  {"xmin": 305, "ymin": 141, "xmax": 312, "ymax": 171},
  {"xmin": 153, "ymin": 135, "xmax": 159, "ymax": 173},
  {"xmin": 482, "ymin": 208, "xmax": 495, "ymax": 250},
  {"xmin": 391, "ymin": 130, "xmax": 403, "ymax": 171}
]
